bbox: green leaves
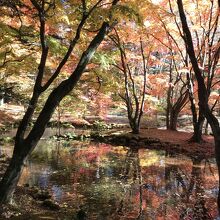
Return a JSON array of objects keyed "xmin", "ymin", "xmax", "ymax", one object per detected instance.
[
  {"xmin": 46, "ymin": 36, "xmax": 67, "ymax": 56},
  {"xmin": 111, "ymin": 4, "xmax": 143, "ymax": 25},
  {"xmin": 92, "ymin": 51, "xmax": 116, "ymax": 70}
]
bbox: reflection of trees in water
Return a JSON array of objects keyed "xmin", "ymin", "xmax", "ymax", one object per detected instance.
[
  {"xmin": 50, "ymin": 141, "xmax": 61, "ymax": 169},
  {"xmin": 117, "ymin": 148, "xmax": 216, "ymax": 219},
  {"xmin": 165, "ymin": 154, "xmax": 213, "ymax": 219},
  {"xmin": 179, "ymin": 156, "xmax": 213, "ymax": 219},
  {"xmin": 117, "ymin": 148, "xmax": 144, "ymax": 219},
  {"xmin": 21, "ymin": 141, "xmax": 217, "ymax": 219}
]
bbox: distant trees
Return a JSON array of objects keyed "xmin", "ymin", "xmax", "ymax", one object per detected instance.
[
  {"xmin": 147, "ymin": 0, "xmax": 219, "ymax": 143},
  {"xmin": 139, "ymin": 2, "xmax": 191, "ymax": 132}
]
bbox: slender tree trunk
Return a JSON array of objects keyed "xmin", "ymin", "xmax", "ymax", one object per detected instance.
[
  {"xmin": 169, "ymin": 110, "xmax": 178, "ymax": 130},
  {"xmin": 128, "ymin": 118, "xmax": 139, "ymax": 134},
  {"xmin": 167, "ymin": 91, "xmax": 188, "ymax": 131},
  {"xmin": 188, "ymin": 77, "xmax": 204, "ymax": 143},
  {"xmin": 187, "ymin": 74, "xmax": 203, "ymax": 143},
  {"xmin": 190, "ymin": 112, "xmax": 205, "ymax": 143},
  {"xmin": 57, "ymin": 104, "xmax": 61, "ymax": 136},
  {"xmin": 166, "ymin": 58, "xmax": 173, "ymax": 130},
  {"xmin": 166, "ymin": 86, "xmax": 172, "ymax": 129},
  {"xmin": 131, "ymin": 124, "xmax": 140, "ymax": 134},
  {"xmin": 204, "ymin": 120, "xmax": 209, "ymax": 135}
]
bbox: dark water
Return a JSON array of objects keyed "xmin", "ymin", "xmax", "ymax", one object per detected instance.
[{"xmin": 1, "ymin": 134, "xmax": 219, "ymax": 219}]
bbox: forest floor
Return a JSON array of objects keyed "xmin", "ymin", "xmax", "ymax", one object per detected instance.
[{"xmin": 126, "ymin": 128, "xmax": 214, "ymax": 157}]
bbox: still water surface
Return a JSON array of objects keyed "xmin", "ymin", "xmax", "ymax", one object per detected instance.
[{"xmin": 2, "ymin": 130, "xmax": 219, "ymax": 219}]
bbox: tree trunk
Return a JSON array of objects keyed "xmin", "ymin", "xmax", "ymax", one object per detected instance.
[
  {"xmin": 190, "ymin": 113, "xmax": 205, "ymax": 143},
  {"xmin": 215, "ymin": 138, "xmax": 220, "ymax": 213},
  {"xmin": 0, "ymin": 144, "xmax": 28, "ymax": 203},
  {"xmin": 204, "ymin": 120, "xmax": 209, "ymax": 135},
  {"xmin": 169, "ymin": 110, "xmax": 178, "ymax": 130},
  {"xmin": 129, "ymin": 118, "xmax": 140, "ymax": 134},
  {"xmin": 186, "ymin": 71, "xmax": 205, "ymax": 143},
  {"xmin": 131, "ymin": 125, "xmax": 140, "ymax": 134},
  {"xmin": 188, "ymin": 82, "xmax": 204, "ymax": 143},
  {"xmin": 167, "ymin": 91, "xmax": 188, "ymax": 131},
  {"xmin": 166, "ymin": 86, "xmax": 172, "ymax": 129}
]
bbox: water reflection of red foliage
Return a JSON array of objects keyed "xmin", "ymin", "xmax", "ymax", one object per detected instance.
[{"xmin": 18, "ymin": 142, "xmax": 219, "ymax": 219}]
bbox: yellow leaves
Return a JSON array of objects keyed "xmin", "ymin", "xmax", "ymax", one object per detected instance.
[
  {"xmin": 60, "ymin": 15, "xmax": 70, "ymax": 25},
  {"xmin": 111, "ymin": 4, "xmax": 143, "ymax": 25},
  {"xmin": 139, "ymin": 149, "xmax": 160, "ymax": 167}
]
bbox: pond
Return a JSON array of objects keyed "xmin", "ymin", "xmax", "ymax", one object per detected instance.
[{"xmin": 1, "ymin": 129, "xmax": 219, "ymax": 219}]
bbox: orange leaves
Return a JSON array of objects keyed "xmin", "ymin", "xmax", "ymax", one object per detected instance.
[{"xmin": 147, "ymin": 73, "xmax": 168, "ymax": 97}]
